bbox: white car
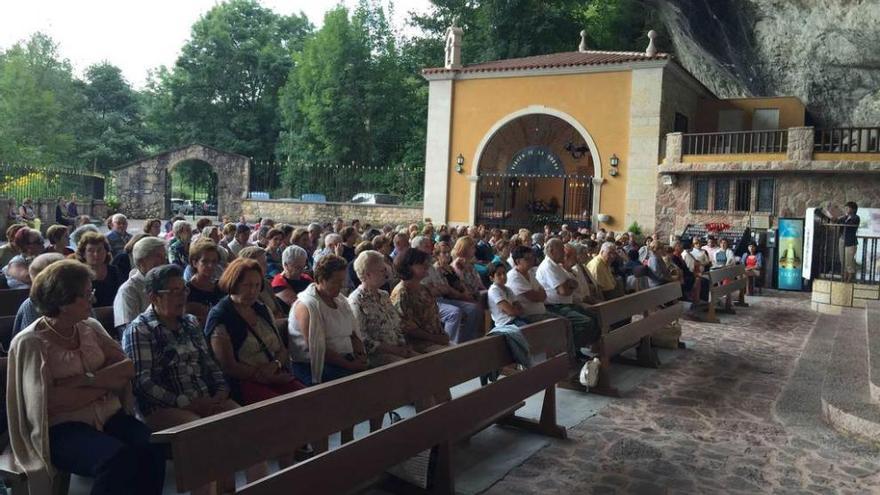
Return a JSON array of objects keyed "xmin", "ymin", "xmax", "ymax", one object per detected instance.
[{"xmin": 350, "ymin": 193, "xmax": 400, "ymax": 205}]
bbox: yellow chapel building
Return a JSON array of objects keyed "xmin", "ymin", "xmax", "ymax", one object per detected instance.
[{"xmin": 420, "ymin": 27, "xmax": 830, "ymax": 235}]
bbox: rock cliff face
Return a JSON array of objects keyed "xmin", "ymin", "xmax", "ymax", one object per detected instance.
[{"xmin": 654, "ymin": 0, "xmax": 880, "ymax": 126}]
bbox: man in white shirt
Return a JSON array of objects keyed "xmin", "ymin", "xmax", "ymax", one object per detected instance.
[
  {"xmin": 536, "ymin": 239, "xmax": 599, "ymax": 348},
  {"xmin": 313, "ymin": 233, "xmax": 343, "ymax": 266},
  {"xmin": 113, "ymin": 237, "xmax": 168, "ymax": 335},
  {"xmin": 227, "ymin": 223, "xmax": 252, "ymax": 256}
]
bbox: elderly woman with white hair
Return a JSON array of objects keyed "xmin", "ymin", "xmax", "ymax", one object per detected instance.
[
  {"xmin": 168, "ymin": 220, "xmax": 193, "ymax": 268},
  {"xmin": 270, "ymin": 244, "xmax": 314, "ymax": 312},
  {"xmin": 348, "ymin": 251, "xmax": 417, "ymax": 367}
]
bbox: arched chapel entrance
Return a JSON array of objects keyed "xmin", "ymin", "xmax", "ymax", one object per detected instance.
[
  {"xmin": 112, "ymin": 144, "xmax": 249, "ymax": 219},
  {"xmin": 473, "ymin": 111, "xmax": 601, "ymax": 230}
]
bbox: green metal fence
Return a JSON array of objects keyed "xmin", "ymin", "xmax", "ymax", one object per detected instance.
[
  {"xmin": 250, "ymin": 161, "xmax": 425, "ymax": 204},
  {"xmin": 0, "ymin": 162, "xmax": 109, "ymax": 201}
]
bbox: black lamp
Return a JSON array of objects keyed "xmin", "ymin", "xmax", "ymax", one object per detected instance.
[{"xmin": 455, "ymin": 154, "xmax": 465, "ymax": 173}]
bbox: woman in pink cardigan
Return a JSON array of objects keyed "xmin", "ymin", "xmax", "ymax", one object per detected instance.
[{"xmin": 6, "ymin": 260, "xmax": 164, "ymax": 494}]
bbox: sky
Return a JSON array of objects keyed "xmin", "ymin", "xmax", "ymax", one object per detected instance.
[{"xmin": 0, "ymin": 0, "xmax": 434, "ymax": 89}]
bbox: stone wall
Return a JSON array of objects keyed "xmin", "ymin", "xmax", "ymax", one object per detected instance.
[
  {"xmin": 242, "ymin": 199, "xmax": 424, "ymax": 227},
  {"xmin": 0, "ymin": 197, "xmax": 108, "ymax": 239},
  {"xmin": 655, "ymin": 170, "xmax": 880, "ymax": 237},
  {"xmin": 113, "ymin": 144, "xmax": 249, "ymax": 219},
  {"xmin": 812, "ymin": 280, "xmax": 880, "ymax": 315}
]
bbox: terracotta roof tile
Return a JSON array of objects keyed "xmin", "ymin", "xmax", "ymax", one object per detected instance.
[{"xmin": 422, "ymin": 50, "xmax": 669, "ymax": 75}]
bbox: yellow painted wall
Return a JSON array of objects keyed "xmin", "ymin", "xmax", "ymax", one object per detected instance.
[
  {"xmin": 446, "ymin": 71, "xmax": 633, "ymax": 227},
  {"xmin": 694, "ymin": 96, "xmax": 806, "ymax": 132},
  {"xmin": 813, "ymin": 152, "xmax": 880, "ymax": 162},
  {"xmin": 681, "ymin": 153, "xmax": 786, "ymax": 163}
]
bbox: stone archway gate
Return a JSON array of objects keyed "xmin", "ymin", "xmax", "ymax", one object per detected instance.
[{"xmin": 112, "ymin": 144, "xmax": 249, "ymax": 219}]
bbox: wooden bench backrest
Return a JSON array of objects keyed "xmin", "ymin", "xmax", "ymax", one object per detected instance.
[
  {"xmin": 0, "ymin": 289, "xmax": 29, "ymax": 317},
  {"xmin": 240, "ymin": 350, "xmax": 570, "ymax": 495},
  {"xmin": 0, "ymin": 315, "xmax": 14, "ymax": 351},
  {"xmin": 707, "ymin": 264, "xmax": 746, "ymax": 285},
  {"xmin": 592, "ymin": 283, "xmax": 682, "ymax": 330},
  {"xmin": 153, "ymin": 318, "xmax": 570, "ymax": 492},
  {"xmin": 591, "ymin": 283, "xmax": 683, "ymax": 357},
  {"xmin": 93, "ymin": 307, "xmax": 114, "ymax": 334}
]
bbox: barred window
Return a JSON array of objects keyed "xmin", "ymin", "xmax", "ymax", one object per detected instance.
[
  {"xmin": 693, "ymin": 179, "xmax": 709, "ymax": 210},
  {"xmin": 756, "ymin": 178, "xmax": 775, "ymax": 212},
  {"xmin": 713, "ymin": 179, "xmax": 730, "ymax": 211},
  {"xmin": 735, "ymin": 179, "xmax": 752, "ymax": 211}
]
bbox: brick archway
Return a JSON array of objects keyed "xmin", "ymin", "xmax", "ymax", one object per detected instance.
[{"xmin": 112, "ymin": 144, "xmax": 250, "ymax": 219}]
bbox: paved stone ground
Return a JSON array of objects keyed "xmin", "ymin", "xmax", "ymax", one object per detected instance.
[{"xmin": 483, "ymin": 291, "xmax": 880, "ymax": 495}]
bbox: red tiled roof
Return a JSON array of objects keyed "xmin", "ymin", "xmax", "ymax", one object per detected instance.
[{"xmin": 422, "ymin": 50, "xmax": 669, "ymax": 76}]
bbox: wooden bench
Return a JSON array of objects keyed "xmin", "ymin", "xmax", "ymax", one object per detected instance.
[
  {"xmin": 589, "ymin": 282, "xmax": 684, "ymax": 396},
  {"xmin": 153, "ymin": 318, "xmax": 572, "ymax": 494},
  {"xmin": 0, "ymin": 289, "xmax": 29, "ymax": 318},
  {"xmin": 705, "ymin": 264, "xmax": 749, "ymax": 323}
]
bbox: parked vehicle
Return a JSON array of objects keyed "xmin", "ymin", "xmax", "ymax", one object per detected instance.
[
  {"xmin": 171, "ymin": 198, "xmax": 186, "ymax": 213},
  {"xmin": 195, "ymin": 202, "xmax": 217, "ymax": 215},
  {"xmin": 248, "ymin": 191, "xmax": 270, "ymax": 200},
  {"xmin": 301, "ymin": 194, "xmax": 327, "ymax": 203},
  {"xmin": 350, "ymin": 193, "xmax": 401, "ymax": 205}
]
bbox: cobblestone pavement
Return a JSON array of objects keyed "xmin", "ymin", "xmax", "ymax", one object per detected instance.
[{"xmin": 483, "ymin": 291, "xmax": 880, "ymax": 495}]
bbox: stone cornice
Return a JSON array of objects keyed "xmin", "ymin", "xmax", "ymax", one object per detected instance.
[
  {"xmin": 422, "ymin": 59, "xmax": 668, "ymax": 82},
  {"xmin": 658, "ymin": 160, "xmax": 880, "ymax": 175}
]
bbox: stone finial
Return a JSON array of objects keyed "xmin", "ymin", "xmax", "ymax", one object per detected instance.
[
  {"xmin": 578, "ymin": 30, "xmax": 588, "ymax": 53},
  {"xmin": 645, "ymin": 30, "xmax": 658, "ymax": 56},
  {"xmin": 444, "ymin": 19, "xmax": 464, "ymax": 70}
]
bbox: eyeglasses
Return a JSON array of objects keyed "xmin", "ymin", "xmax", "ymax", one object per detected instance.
[{"xmin": 157, "ymin": 287, "xmax": 190, "ymax": 297}]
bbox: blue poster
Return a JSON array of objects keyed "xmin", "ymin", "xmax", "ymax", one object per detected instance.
[{"xmin": 777, "ymin": 218, "xmax": 805, "ymax": 290}]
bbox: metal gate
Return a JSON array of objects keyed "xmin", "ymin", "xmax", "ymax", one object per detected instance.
[{"xmin": 475, "ymin": 173, "xmax": 593, "ymax": 230}]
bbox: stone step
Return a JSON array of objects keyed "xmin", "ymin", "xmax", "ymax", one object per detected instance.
[
  {"xmin": 821, "ymin": 308, "xmax": 880, "ymax": 443},
  {"xmin": 866, "ymin": 300, "xmax": 880, "ymax": 402},
  {"xmin": 775, "ymin": 313, "xmax": 838, "ymax": 426}
]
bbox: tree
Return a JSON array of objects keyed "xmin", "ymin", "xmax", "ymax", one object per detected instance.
[
  {"xmin": 410, "ymin": 0, "xmax": 668, "ymax": 65},
  {"xmin": 77, "ymin": 62, "xmax": 145, "ymax": 172},
  {"xmin": 145, "ymin": 0, "xmax": 312, "ymax": 162},
  {"xmin": 0, "ymin": 33, "xmax": 82, "ymax": 165},
  {"xmin": 278, "ymin": 6, "xmax": 373, "ymax": 165}
]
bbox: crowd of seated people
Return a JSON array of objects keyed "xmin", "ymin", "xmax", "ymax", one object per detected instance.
[{"xmin": 0, "ymin": 211, "xmax": 769, "ymax": 492}]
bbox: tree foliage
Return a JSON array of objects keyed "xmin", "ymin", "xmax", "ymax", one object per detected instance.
[
  {"xmin": 0, "ymin": 33, "xmax": 81, "ymax": 165},
  {"xmin": 144, "ymin": 0, "xmax": 312, "ymax": 161},
  {"xmin": 0, "ymin": 0, "xmax": 665, "ymax": 189}
]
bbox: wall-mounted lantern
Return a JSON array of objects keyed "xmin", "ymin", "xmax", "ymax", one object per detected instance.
[
  {"xmin": 609, "ymin": 154, "xmax": 620, "ymax": 177},
  {"xmin": 455, "ymin": 154, "xmax": 465, "ymax": 174}
]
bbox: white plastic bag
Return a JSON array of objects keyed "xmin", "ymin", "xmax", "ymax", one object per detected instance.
[{"xmin": 579, "ymin": 357, "xmax": 600, "ymax": 389}]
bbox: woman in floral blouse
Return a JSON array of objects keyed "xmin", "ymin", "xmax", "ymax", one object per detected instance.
[
  {"xmin": 390, "ymin": 249, "xmax": 451, "ymax": 354},
  {"xmin": 348, "ymin": 251, "xmax": 417, "ymax": 367}
]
